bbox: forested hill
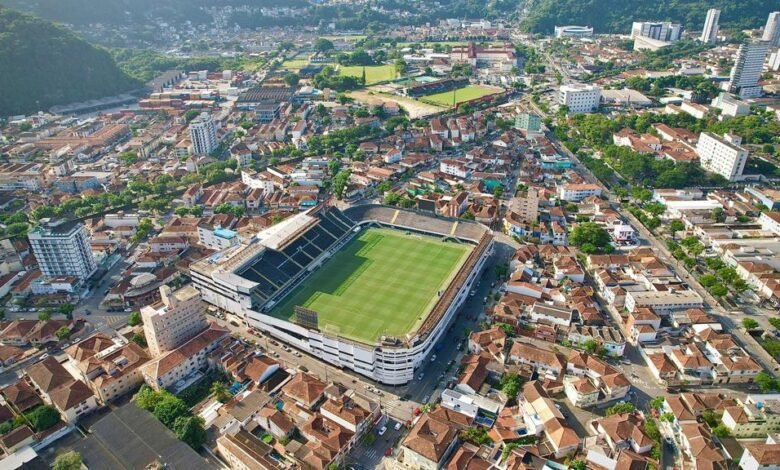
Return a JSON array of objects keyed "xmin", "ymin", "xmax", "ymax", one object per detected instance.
[
  {"xmin": 0, "ymin": 7, "xmax": 141, "ymax": 116},
  {"xmin": 521, "ymin": 0, "xmax": 775, "ymax": 34}
]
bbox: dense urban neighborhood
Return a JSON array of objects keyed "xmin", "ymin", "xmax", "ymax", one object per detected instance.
[{"xmin": 1, "ymin": 2, "xmax": 780, "ymax": 470}]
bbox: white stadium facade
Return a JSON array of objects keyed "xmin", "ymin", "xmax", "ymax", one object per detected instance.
[{"xmin": 190, "ymin": 204, "xmax": 493, "ymax": 385}]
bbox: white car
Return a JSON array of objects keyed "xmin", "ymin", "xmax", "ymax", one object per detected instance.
[
  {"xmin": 394, "ymin": 422, "xmax": 402, "ymax": 431},
  {"xmin": 378, "ymin": 426, "xmax": 387, "ymax": 436}
]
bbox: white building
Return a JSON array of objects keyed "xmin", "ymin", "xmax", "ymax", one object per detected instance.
[
  {"xmin": 28, "ymin": 220, "xmax": 97, "ymax": 282},
  {"xmin": 189, "ymin": 113, "xmax": 218, "ymax": 155},
  {"xmin": 440, "ymin": 159, "xmax": 471, "ymax": 178},
  {"xmin": 700, "ymin": 9, "xmax": 720, "ymax": 44},
  {"xmin": 625, "ymin": 290, "xmax": 704, "ymax": 314},
  {"xmin": 559, "ymin": 84, "xmax": 602, "ymax": 114},
  {"xmin": 198, "ymin": 224, "xmax": 240, "ymax": 251},
  {"xmin": 697, "ymin": 132, "xmax": 749, "ymax": 182},
  {"xmin": 554, "ymin": 25, "xmax": 594, "ymax": 38},
  {"xmin": 728, "ymin": 41, "xmax": 770, "ymax": 99},
  {"xmin": 141, "ymin": 285, "xmax": 208, "ymax": 357},
  {"xmin": 739, "ymin": 437, "xmax": 780, "ymax": 470},
  {"xmin": 711, "ymin": 93, "xmax": 750, "ymax": 117},
  {"xmin": 759, "ymin": 212, "xmax": 780, "ymax": 236},
  {"xmin": 631, "ymin": 21, "xmax": 683, "ymax": 42},
  {"xmin": 762, "ymin": 12, "xmax": 780, "ymax": 47},
  {"xmin": 557, "ymin": 183, "xmax": 602, "ymax": 202}
]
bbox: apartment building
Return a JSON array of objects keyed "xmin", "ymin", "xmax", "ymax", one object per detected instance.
[
  {"xmin": 697, "ymin": 132, "xmax": 749, "ymax": 182},
  {"xmin": 700, "ymin": 9, "xmax": 720, "ymax": 44},
  {"xmin": 728, "ymin": 41, "xmax": 770, "ymax": 99},
  {"xmin": 28, "ymin": 220, "xmax": 97, "ymax": 282},
  {"xmin": 141, "ymin": 285, "xmax": 208, "ymax": 357},
  {"xmin": 722, "ymin": 396, "xmax": 780, "ymax": 438},
  {"xmin": 558, "ymin": 84, "xmax": 602, "ymax": 114},
  {"xmin": 189, "ymin": 112, "xmax": 218, "ymax": 155}
]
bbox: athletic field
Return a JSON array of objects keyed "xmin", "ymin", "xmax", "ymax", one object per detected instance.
[
  {"xmin": 268, "ymin": 228, "xmax": 470, "ymax": 344},
  {"xmin": 422, "ymin": 85, "xmax": 501, "ymax": 107},
  {"xmin": 339, "ymin": 65, "xmax": 397, "ymax": 85}
]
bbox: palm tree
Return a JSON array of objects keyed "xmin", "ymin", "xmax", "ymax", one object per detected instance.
[{"xmin": 210, "ymin": 382, "xmax": 231, "ymax": 403}]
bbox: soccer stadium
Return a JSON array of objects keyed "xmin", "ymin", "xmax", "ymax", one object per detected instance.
[{"xmin": 191, "ymin": 204, "xmax": 493, "ymax": 384}]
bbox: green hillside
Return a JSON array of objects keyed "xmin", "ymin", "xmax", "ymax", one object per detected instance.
[
  {"xmin": 521, "ymin": 0, "xmax": 774, "ymax": 34},
  {"xmin": 0, "ymin": 7, "xmax": 141, "ymax": 115}
]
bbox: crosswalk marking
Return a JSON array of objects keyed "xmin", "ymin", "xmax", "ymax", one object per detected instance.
[{"xmin": 103, "ymin": 315, "xmax": 126, "ymax": 326}]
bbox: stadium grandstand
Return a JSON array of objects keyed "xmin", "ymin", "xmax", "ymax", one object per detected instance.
[
  {"xmin": 190, "ymin": 204, "xmax": 493, "ymax": 384},
  {"xmin": 401, "ymin": 77, "xmax": 470, "ymax": 98}
]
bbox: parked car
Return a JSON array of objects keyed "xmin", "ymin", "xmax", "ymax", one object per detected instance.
[
  {"xmin": 394, "ymin": 422, "xmax": 402, "ymax": 431},
  {"xmin": 378, "ymin": 426, "xmax": 387, "ymax": 436}
]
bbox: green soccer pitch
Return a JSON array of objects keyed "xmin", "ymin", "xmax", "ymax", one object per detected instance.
[{"xmin": 268, "ymin": 227, "xmax": 471, "ymax": 344}]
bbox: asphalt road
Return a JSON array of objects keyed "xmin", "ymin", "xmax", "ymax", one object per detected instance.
[{"xmin": 547, "ymin": 125, "xmax": 780, "ymax": 374}]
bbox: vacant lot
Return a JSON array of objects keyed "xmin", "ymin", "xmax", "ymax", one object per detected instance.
[
  {"xmin": 269, "ymin": 228, "xmax": 470, "ymax": 344},
  {"xmin": 338, "ymin": 65, "xmax": 397, "ymax": 85},
  {"xmin": 423, "ymin": 85, "xmax": 502, "ymax": 107},
  {"xmin": 348, "ymin": 89, "xmax": 446, "ymax": 119}
]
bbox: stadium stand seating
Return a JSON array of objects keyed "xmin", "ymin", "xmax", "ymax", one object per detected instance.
[
  {"xmin": 344, "ymin": 205, "xmax": 487, "ymax": 242},
  {"xmin": 237, "ymin": 206, "xmax": 355, "ymax": 304}
]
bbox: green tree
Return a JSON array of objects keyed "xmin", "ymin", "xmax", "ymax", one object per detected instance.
[
  {"xmin": 569, "ymin": 460, "xmax": 587, "ymax": 470},
  {"xmin": 37, "ymin": 310, "xmax": 52, "ymax": 321},
  {"xmin": 742, "ymin": 318, "xmax": 759, "ymax": 330},
  {"xmin": 283, "ymin": 72, "xmax": 300, "ymax": 87},
  {"xmin": 499, "ymin": 373, "xmax": 524, "ymax": 400},
  {"xmin": 173, "ymin": 415, "xmax": 207, "ymax": 450},
  {"xmin": 332, "ymin": 170, "xmax": 351, "ymax": 199},
  {"xmin": 384, "ymin": 192, "xmax": 401, "ymax": 206},
  {"xmin": 732, "ymin": 279, "xmax": 750, "ymax": 293},
  {"xmin": 25, "ymin": 405, "xmax": 60, "ymax": 431},
  {"xmin": 712, "ymin": 424, "xmax": 731, "ymax": 438},
  {"xmin": 128, "ymin": 311, "xmax": 142, "ymax": 326},
  {"xmin": 132, "ymin": 332, "xmax": 147, "ymax": 348},
  {"xmin": 648, "ymin": 396, "xmax": 666, "ymax": 411},
  {"xmin": 701, "ymin": 410, "xmax": 721, "ymax": 428},
  {"xmin": 769, "ymin": 318, "xmax": 780, "ymax": 330},
  {"xmin": 460, "ymin": 426, "xmax": 492, "ymax": 446},
  {"xmin": 709, "ymin": 283, "xmax": 728, "ymax": 297},
  {"xmin": 58, "ymin": 304, "xmax": 75, "ymax": 319},
  {"xmin": 55, "ymin": 327, "xmax": 71, "ymax": 341},
  {"xmin": 606, "ymin": 402, "xmax": 636, "ymax": 416},
  {"xmin": 394, "ymin": 58, "xmax": 406, "ymax": 76},
  {"xmin": 569, "ymin": 222, "xmax": 611, "ymax": 249},
  {"xmin": 755, "ymin": 372, "xmax": 780, "ymax": 392},
  {"xmin": 135, "ymin": 385, "xmax": 164, "ymax": 411},
  {"xmin": 153, "ymin": 395, "xmax": 190, "ymax": 428},
  {"xmin": 53, "ymin": 451, "xmax": 82, "ymax": 470},
  {"xmin": 211, "ymin": 382, "xmax": 231, "ymax": 403},
  {"xmin": 315, "ymin": 38, "xmax": 335, "ymax": 52},
  {"xmin": 461, "ymin": 210, "xmax": 476, "ymax": 221},
  {"xmin": 711, "ymin": 207, "xmax": 726, "ymax": 223},
  {"xmin": 699, "ymin": 274, "xmax": 718, "ymax": 288}
]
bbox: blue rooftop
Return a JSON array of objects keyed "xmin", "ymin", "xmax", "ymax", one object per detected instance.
[{"xmin": 214, "ymin": 227, "xmax": 237, "ymax": 239}]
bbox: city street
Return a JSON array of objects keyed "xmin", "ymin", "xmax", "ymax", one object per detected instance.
[
  {"xmin": 344, "ymin": 418, "xmax": 405, "ymax": 469},
  {"xmin": 547, "ymin": 127, "xmax": 780, "ymax": 374}
]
